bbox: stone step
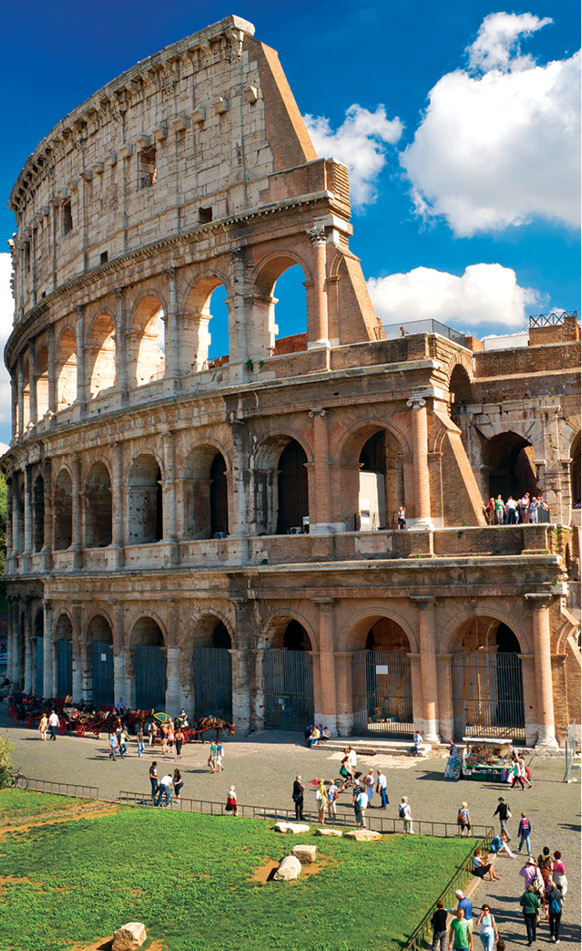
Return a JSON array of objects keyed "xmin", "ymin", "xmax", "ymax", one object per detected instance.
[{"xmin": 314, "ymin": 738, "xmax": 434, "ymax": 757}]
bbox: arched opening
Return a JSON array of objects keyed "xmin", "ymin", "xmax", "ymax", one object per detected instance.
[
  {"xmin": 132, "ymin": 617, "xmax": 167, "ymax": 710},
  {"xmin": 56, "ymin": 329, "xmax": 77, "ymax": 409},
  {"xmin": 53, "ymin": 469, "xmax": 73, "ymax": 550},
  {"xmin": 128, "ymin": 454, "xmax": 163, "ymax": 544},
  {"xmin": 55, "ymin": 614, "xmax": 73, "ymax": 699},
  {"xmin": 351, "ymin": 616, "xmax": 413, "ymax": 736},
  {"xmin": 277, "ymin": 441, "xmax": 308, "ymax": 535},
  {"xmin": 182, "ymin": 279, "xmax": 229, "ymax": 373},
  {"xmin": 33, "ymin": 609, "xmax": 43, "ymax": 697},
  {"xmin": 483, "ymin": 432, "xmax": 538, "ymax": 502},
  {"xmin": 340, "ymin": 426, "xmax": 404, "ymax": 531},
  {"xmin": 88, "ymin": 314, "xmax": 116, "ymax": 396},
  {"xmin": 192, "ymin": 616, "xmax": 233, "ymax": 721},
  {"xmin": 22, "ymin": 361, "xmax": 30, "ymax": 429},
  {"xmin": 263, "ymin": 618, "xmax": 314, "ymax": 730},
  {"xmin": 16, "ymin": 612, "xmax": 25, "ymax": 688},
  {"xmin": 254, "ymin": 255, "xmax": 309, "ymax": 359},
  {"xmin": 183, "ymin": 446, "xmax": 229, "ymax": 539},
  {"xmin": 132, "ymin": 295, "xmax": 165, "ymax": 386},
  {"xmin": 36, "ymin": 346, "xmax": 49, "ymax": 418},
  {"xmin": 449, "ymin": 364, "xmax": 472, "ymax": 419},
  {"xmin": 87, "ymin": 615, "xmax": 114, "ymax": 708},
  {"xmin": 450, "ymin": 616, "xmax": 525, "ymax": 743},
  {"xmin": 571, "ymin": 432, "xmax": 581, "ymax": 507},
  {"xmin": 32, "ymin": 473, "xmax": 45, "ymax": 552},
  {"xmin": 85, "ymin": 462, "xmax": 112, "ymax": 548}
]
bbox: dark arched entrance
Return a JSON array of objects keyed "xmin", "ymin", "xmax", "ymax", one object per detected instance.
[
  {"xmin": 352, "ymin": 617, "xmax": 413, "ymax": 736},
  {"xmin": 192, "ymin": 619, "xmax": 233, "ymax": 721},
  {"xmin": 263, "ymin": 620, "xmax": 314, "ymax": 730},
  {"xmin": 55, "ymin": 615, "xmax": 73, "ymax": 699},
  {"xmin": 88, "ymin": 616, "xmax": 114, "ymax": 708},
  {"xmin": 484, "ymin": 432, "xmax": 538, "ymax": 500},
  {"xmin": 133, "ymin": 618, "xmax": 167, "ymax": 710},
  {"xmin": 33, "ymin": 609, "xmax": 44, "ymax": 697},
  {"xmin": 571, "ymin": 432, "xmax": 581, "ymax": 507},
  {"xmin": 276, "ymin": 442, "xmax": 308, "ymax": 534},
  {"xmin": 210, "ymin": 454, "xmax": 229, "ymax": 537}
]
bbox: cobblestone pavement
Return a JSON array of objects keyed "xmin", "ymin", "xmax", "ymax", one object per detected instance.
[{"xmin": 2, "ymin": 706, "xmax": 579, "ymax": 949}]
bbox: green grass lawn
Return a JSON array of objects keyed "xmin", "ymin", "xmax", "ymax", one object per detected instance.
[
  {"xmin": 0, "ymin": 789, "xmax": 85, "ymax": 821},
  {"xmin": 0, "ymin": 792, "xmax": 475, "ymax": 951}
]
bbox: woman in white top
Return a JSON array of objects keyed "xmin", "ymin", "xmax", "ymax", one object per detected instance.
[
  {"xmin": 315, "ymin": 779, "xmax": 326, "ymax": 825},
  {"xmin": 476, "ymin": 904, "xmax": 498, "ymax": 951}
]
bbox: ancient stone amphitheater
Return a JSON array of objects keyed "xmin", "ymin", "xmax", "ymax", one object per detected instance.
[{"xmin": 3, "ymin": 16, "xmax": 580, "ymax": 746}]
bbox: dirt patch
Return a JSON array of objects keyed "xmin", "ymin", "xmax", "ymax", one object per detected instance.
[
  {"xmin": 0, "ymin": 874, "xmax": 33, "ymax": 891},
  {"xmin": 71, "ymin": 939, "xmax": 167, "ymax": 951},
  {"xmin": 251, "ymin": 855, "xmax": 330, "ymax": 883},
  {"xmin": 0, "ymin": 807, "xmax": 120, "ymax": 838}
]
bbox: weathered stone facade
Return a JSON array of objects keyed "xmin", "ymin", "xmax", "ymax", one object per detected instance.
[{"xmin": 3, "ymin": 16, "xmax": 580, "ymax": 747}]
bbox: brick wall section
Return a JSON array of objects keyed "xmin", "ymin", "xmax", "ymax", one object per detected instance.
[
  {"xmin": 474, "ymin": 341, "xmax": 581, "ymax": 377},
  {"xmin": 439, "ymin": 429, "xmax": 487, "ymax": 526}
]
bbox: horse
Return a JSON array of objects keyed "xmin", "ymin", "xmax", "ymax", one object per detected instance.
[{"xmin": 196, "ymin": 716, "xmax": 235, "ymax": 743}]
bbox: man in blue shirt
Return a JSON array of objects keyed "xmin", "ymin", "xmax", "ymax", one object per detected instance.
[{"xmin": 448, "ymin": 890, "xmax": 472, "ymax": 923}]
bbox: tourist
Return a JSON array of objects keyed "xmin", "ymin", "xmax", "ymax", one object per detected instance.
[
  {"xmin": 493, "ymin": 797, "xmax": 511, "ymax": 840},
  {"xmin": 308, "ymin": 725, "xmax": 320, "ymax": 747},
  {"xmin": 208, "ymin": 740, "xmax": 217, "ymax": 772},
  {"xmin": 494, "ymin": 495, "xmax": 505, "ymax": 525},
  {"xmin": 411, "ymin": 730, "xmax": 423, "ymax": 756},
  {"xmin": 518, "ymin": 493, "xmax": 530, "ymax": 523},
  {"xmin": 364, "ymin": 768, "xmax": 375, "ymax": 806},
  {"xmin": 173, "ymin": 768, "xmax": 183, "ymax": 801},
  {"xmin": 108, "ymin": 730, "xmax": 118, "ymax": 761},
  {"xmin": 475, "ymin": 904, "xmax": 498, "ymax": 951},
  {"xmin": 215, "ymin": 741, "xmax": 224, "ymax": 772},
  {"xmin": 161, "ymin": 721, "xmax": 169, "ymax": 755},
  {"xmin": 529, "ymin": 497, "xmax": 539, "ymax": 523},
  {"xmin": 316, "ymin": 778, "xmax": 326, "ymax": 824},
  {"xmin": 176, "ymin": 707, "xmax": 188, "ymax": 729},
  {"xmin": 136, "ymin": 725, "xmax": 145, "ymax": 757},
  {"xmin": 38, "ymin": 712, "xmax": 48, "ymax": 741},
  {"xmin": 119, "ymin": 729, "xmax": 128, "ymax": 758},
  {"xmin": 511, "ymin": 757, "xmax": 525, "ymax": 790},
  {"xmin": 292, "ymin": 775, "xmax": 305, "ymax": 820},
  {"xmin": 321, "ymin": 725, "xmax": 332, "ymax": 740},
  {"xmin": 226, "ymin": 784, "xmax": 238, "ymax": 816},
  {"xmin": 326, "ymin": 780, "xmax": 338, "ymax": 822},
  {"xmin": 447, "ymin": 907, "xmax": 473, "ymax": 951},
  {"xmin": 174, "ymin": 727, "xmax": 184, "ymax": 759},
  {"xmin": 430, "ymin": 899, "xmax": 447, "ymax": 951},
  {"xmin": 156, "ymin": 773, "xmax": 172, "ymax": 807},
  {"xmin": 472, "ymin": 848, "xmax": 500, "ymax": 882},
  {"xmin": 399, "ymin": 796, "xmax": 413, "ymax": 834},
  {"xmin": 545, "ymin": 880, "xmax": 564, "ymax": 942},
  {"xmin": 457, "ymin": 801, "xmax": 471, "ymax": 837},
  {"xmin": 552, "ymin": 851, "xmax": 567, "ymax": 895},
  {"xmin": 450, "ymin": 890, "xmax": 473, "ymax": 924},
  {"xmin": 397, "ymin": 505, "xmax": 406, "ymax": 529},
  {"xmin": 353, "ymin": 783, "xmax": 368, "ymax": 828},
  {"xmin": 339, "ymin": 750, "xmax": 352, "ymax": 790},
  {"xmin": 116, "ymin": 696, "xmax": 126, "ymax": 715},
  {"xmin": 485, "ymin": 498, "xmax": 496, "ymax": 524},
  {"xmin": 376, "ymin": 769, "xmax": 389, "ymax": 809},
  {"xmin": 347, "ymin": 744, "xmax": 358, "ymax": 776},
  {"xmin": 48, "ymin": 709, "xmax": 59, "ymax": 741},
  {"xmin": 519, "ymin": 885, "xmax": 540, "ymax": 945},
  {"xmin": 166, "ymin": 720, "xmax": 175, "ymax": 755},
  {"xmin": 400, "ymin": 326, "xmax": 409, "ymax": 336},
  {"xmin": 517, "ymin": 812, "xmax": 532, "ymax": 855},
  {"xmin": 518, "ymin": 755, "xmax": 532, "ymax": 788},
  {"xmin": 145, "ymin": 719, "xmax": 154, "ymax": 747},
  {"xmin": 149, "ymin": 761, "xmax": 159, "ymax": 804},
  {"xmin": 489, "ymin": 831, "xmax": 515, "ymax": 859},
  {"xmin": 505, "ymin": 496, "xmax": 518, "ymax": 524}
]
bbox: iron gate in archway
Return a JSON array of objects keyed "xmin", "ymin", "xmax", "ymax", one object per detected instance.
[
  {"xmin": 33, "ymin": 637, "xmax": 43, "ymax": 697},
  {"xmin": 263, "ymin": 650, "xmax": 313, "ymax": 731},
  {"xmin": 352, "ymin": 650, "xmax": 413, "ymax": 736},
  {"xmin": 452, "ymin": 651, "xmax": 525, "ymax": 743},
  {"xmin": 56, "ymin": 640, "xmax": 72, "ymax": 698},
  {"xmin": 135, "ymin": 645, "xmax": 167, "ymax": 711},
  {"xmin": 192, "ymin": 648, "xmax": 232, "ymax": 721},
  {"xmin": 92, "ymin": 642, "xmax": 114, "ymax": 708}
]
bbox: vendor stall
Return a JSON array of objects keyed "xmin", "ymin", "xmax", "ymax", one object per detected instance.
[{"xmin": 462, "ymin": 742, "xmax": 515, "ymax": 782}]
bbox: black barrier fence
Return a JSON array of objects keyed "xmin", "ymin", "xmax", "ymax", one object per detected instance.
[{"xmin": 26, "ymin": 778, "xmax": 99, "ymax": 799}]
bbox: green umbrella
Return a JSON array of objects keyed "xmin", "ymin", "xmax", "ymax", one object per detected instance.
[{"xmin": 153, "ymin": 711, "xmax": 170, "ymax": 723}]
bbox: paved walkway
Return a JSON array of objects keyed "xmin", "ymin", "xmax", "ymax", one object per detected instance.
[{"xmin": 2, "ymin": 707, "xmax": 580, "ymax": 949}]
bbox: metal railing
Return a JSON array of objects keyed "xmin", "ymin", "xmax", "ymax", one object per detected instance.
[
  {"xmin": 383, "ymin": 319, "xmax": 465, "ymax": 342},
  {"xmin": 529, "ymin": 310, "xmax": 577, "ymax": 327},
  {"xmin": 26, "ymin": 778, "xmax": 99, "ymax": 799}
]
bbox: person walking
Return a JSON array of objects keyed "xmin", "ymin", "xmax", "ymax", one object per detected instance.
[
  {"xmin": 119, "ymin": 729, "xmax": 128, "ymax": 759},
  {"xmin": 48, "ymin": 709, "xmax": 59, "ymax": 741},
  {"xmin": 226, "ymin": 784, "xmax": 238, "ymax": 816},
  {"xmin": 174, "ymin": 727, "xmax": 184, "ymax": 760},
  {"xmin": 449, "ymin": 890, "xmax": 473, "ymax": 925},
  {"xmin": 208, "ymin": 740, "xmax": 217, "ymax": 773},
  {"xmin": 215, "ymin": 741, "xmax": 224, "ymax": 772},
  {"xmin": 511, "ymin": 757, "xmax": 525, "ymax": 790},
  {"xmin": 166, "ymin": 721, "xmax": 175, "ymax": 756},
  {"xmin": 364, "ymin": 768, "xmax": 375, "ymax": 807},
  {"xmin": 517, "ymin": 812, "xmax": 532, "ymax": 855},
  {"xmin": 519, "ymin": 885, "xmax": 540, "ymax": 945},
  {"xmin": 38, "ymin": 712, "xmax": 48, "ymax": 741},
  {"xmin": 326, "ymin": 780, "xmax": 338, "ymax": 823},
  {"xmin": 149, "ymin": 761, "xmax": 159, "ymax": 805},
  {"xmin": 397, "ymin": 505, "xmax": 406, "ymax": 529},
  {"xmin": 518, "ymin": 755, "xmax": 532, "ymax": 788},
  {"xmin": 431, "ymin": 899, "xmax": 447, "ymax": 951},
  {"xmin": 475, "ymin": 905, "xmax": 498, "ymax": 951},
  {"xmin": 173, "ymin": 768, "xmax": 183, "ymax": 802},
  {"xmin": 353, "ymin": 783, "xmax": 368, "ymax": 828},
  {"xmin": 399, "ymin": 796, "xmax": 413, "ymax": 834},
  {"xmin": 292, "ymin": 775, "xmax": 305, "ymax": 821},
  {"xmin": 545, "ymin": 881, "xmax": 564, "ymax": 943},
  {"xmin": 161, "ymin": 722, "xmax": 169, "ymax": 755},
  {"xmin": 315, "ymin": 778, "xmax": 326, "ymax": 825},
  {"xmin": 552, "ymin": 851, "xmax": 567, "ymax": 896},
  {"xmin": 108, "ymin": 730, "xmax": 118, "ymax": 761},
  {"xmin": 493, "ymin": 797, "xmax": 511, "ymax": 840},
  {"xmin": 458, "ymin": 802, "xmax": 471, "ymax": 837},
  {"xmin": 376, "ymin": 769, "xmax": 389, "ymax": 809},
  {"xmin": 136, "ymin": 726, "xmax": 145, "ymax": 757},
  {"xmin": 448, "ymin": 907, "xmax": 473, "ymax": 951}
]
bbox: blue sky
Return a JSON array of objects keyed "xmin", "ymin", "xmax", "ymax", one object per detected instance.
[{"xmin": 0, "ymin": 0, "xmax": 579, "ymax": 444}]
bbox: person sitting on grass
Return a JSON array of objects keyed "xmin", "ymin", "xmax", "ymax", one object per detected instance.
[{"xmin": 473, "ymin": 847, "xmax": 501, "ymax": 882}]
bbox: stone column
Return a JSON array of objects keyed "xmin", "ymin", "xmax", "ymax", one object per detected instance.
[
  {"xmin": 162, "ymin": 431, "xmax": 179, "ymax": 564},
  {"xmin": 71, "ymin": 603, "xmax": 83, "ymax": 702},
  {"xmin": 228, "ymin": 249, "xmax": 249, "ymax": 381},
  {"xmin": 163, "ymin": 267, "xmax": 180, "ymax": 390},
  {"xmin": 306, "ymin": 226, "xmax": 329, "ymax": 348},
  {"xmin": 309, "ymin": 408, "xmax": 342, "ymax": 535},
  {"xmin": 114, "ymin": 288, "xmax": 128, "ymax": 402},
  {"xmin": 228, "ymin": 422, "xmax": 249, "ymax": 562},
  {"xmin": 47, "ymin": 326, "xmax": 57, "ymax": 418},
  {"xmin": 111, "ymin": 442, "xmax": 125, "ymax": 568},
  {"xmin": 166, "ymin": 647, "xmax": 181, "ymax": 714},
  {"xmin": 436, "ymin": 654, "xmax": 454, "ymax": 741},
  {"xmin": 334, "ymin": 651, "xmax": 353, "ymax": 736},
  {"xmin": 42, "ymin": 599, "xmax": 53, "ymax": 698},
  {"xmin": 23, "ymin": 465, "xmax": 32, "ymax": 569},
  {"xmin": 17, "ymin": 360, "xmax": 24, "ymax": 437},
  {"xmin": 112, "ymin": 601, "xmax": 128, "ymax": 704},
  {"xmin": 23, "ymin": 599, "xmax": 33, "ymax": 694},
  {"xmin": 42, "ymin": 459, "xmax": 53, "ymax": 571},
  {"xmin": 229, "ymin": 649, "xmax": 251, "ymax": 733},
  {"xmin": 525, "ymin": 593, "xmax": 559, "ymax": 749},
  {"xmin": 75, "ymin": 306, "xmax": 86, "ymax": 412},
  {"xmin": 5, "ymin": 480, "xmax": 13, "ymax": 571},
  {"xmin": 11, "ymin": 376, "xmax": 18, "ymax": 441},
  {"xmin": 313, "ymin": 598, "xmax": 338, "ymax": 733},
  {"xmin": 411, "ymin": 596, "xmax": 440, "ymax": 743},
  {"xmin": 406, "ymin": 395, "xmax": 433, "ymax": 529},
  {"xmin": 71, "ymin": 453, "xmax": 83, "ymax": 570},
  {"xmin": 12, "ymin": 471, "xmax": 21, "ymax": 557},
  {"xmin": 28, "ymin": 345, "xmax": 37, "ymax": 425},
  {"xmin": 250, "ymin": 649, "xmax": 265, "ymax": 731}
]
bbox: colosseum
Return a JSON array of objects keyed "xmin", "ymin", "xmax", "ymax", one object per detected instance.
[{"xmin": 3, "ymin": 15, "xmax": 580, "ymax": 747}]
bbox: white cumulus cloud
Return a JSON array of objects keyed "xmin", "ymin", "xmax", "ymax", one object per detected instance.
[
  {"xmin": 0, "ymin": 253, "xmax": 14, "ymax": 424},
  {"xmin": 401, "ymin": 14, "xmax": 580, "ymax": 236},
  {"xmin": 367, "ymin": 263, "xmax": 542, "ymax": 330},
  {"xmin": 303, "ymin": 104, "xmax": 403, "ymax": 206}
]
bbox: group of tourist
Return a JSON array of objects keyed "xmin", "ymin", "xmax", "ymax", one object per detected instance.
[
  {"xmin": 148, "ymin": 762, "xmax": 184, "ymax": 806},
  {"xmin": 483, "ymin": 493, "xmax": 550, "ymax": 525}
]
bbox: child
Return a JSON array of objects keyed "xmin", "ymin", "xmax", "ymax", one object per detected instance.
[{"xmin": 517, "ymin": 812, "xmax": 532, "ymax": 855}]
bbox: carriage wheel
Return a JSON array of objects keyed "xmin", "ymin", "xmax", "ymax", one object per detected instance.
[
  {"xmin": 76, "ymin": 724, "xmax": 85, "ymax": 737},
  {"xmin": 24, "ymin": 717, "xmax": 32, "ymax": 729},
  {"xmin": 58, "ymin": 717, "xmax": 67, "ymax": 735}
]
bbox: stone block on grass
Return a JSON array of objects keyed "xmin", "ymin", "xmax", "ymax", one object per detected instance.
[
  {"xmin": 112, "ymin": 922, "xmax": 147, "ymax": 951},
  {"xmin": 315, "ymin": 827, "xmax": 343, "ymax": 837},
  {"xmin": 274, "ymin": 821, "xmax": 310, "ymax": 834},
  {"xmin": 273, "ymin": 854, "xmax": 302, "ymax": 880},
  {"xmin": 292, "ymin": 844, "xmax": 317, "ymax": 864},
  {"xmin": 344, "ymin": 829, "xmax": 382, "ymax": 842}
]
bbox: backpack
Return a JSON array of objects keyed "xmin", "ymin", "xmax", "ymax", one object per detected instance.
[
  {"xmin": 398, "ymin": 804, "xmax": 405, "ymax": 818},
  {"xmin": 549, "ymin": 896, "xmax": 561, "ymax": 915}
]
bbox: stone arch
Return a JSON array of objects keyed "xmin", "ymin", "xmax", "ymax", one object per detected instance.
[
  {"xmin": 253, "ymin": 432, "xmax": 310, "ymax": 536},
  {"xmin": 56, "ymin": 328, "xmax": 77, "ymax": 408},
  {"xmin": 259, "ymin": 610, "xmax": 317, "ymax": 651},
  {"xmin": 128, "ymin": 453, "xmax": 163, "ymax": 544},
  {"xmin": 337, "ymin": 421, "xmax": 408, "ymax": 531},
  {"xmin": 54, "ymin": 612, "xmax": 73, "ymax": 699},
  {"xmin": 84, "ymin": 461, "xmax": 112, "ymax": 548},
  {"xmin": 571, "ymin": 431, "xmax": 580, "ymax": 507},
  {"xmin": 131, "ymin": 616, "xmax": 167, "ymax": 711},
  {"xmin": 130, "ymin": 293, "xmax": 165, "ymax": 387},
  {"xmin": 183, "ymin": 443, "xmax": 230, "ymax": 539},
  {"xmin": 482, "ymin": 431, "xmax": 538, "ymax": 502},
  {"xmin": 32, "ymin": 471, "xmax": 45, "ymax": 552},
  {"xmin": 87, "ymin": 313, "xmax": 116, "ymax": 397},
  {"xmin": 182, "ymin": 272, "xmax": 231, "ymax": 373},
  {"xmin": 86, "ymin": 613, "xmax": 114, "ymax": 708},
  {"xmin": 251, "ymin": 251, "xmax": 312, "ymax": 359},
  {"xmin": 449, "ymin": 363, "xmax": 473, "ymax": 419},
  {"xmin": 341, "ymin": 607, "xmax": 417, "ymax": 653},
  {"xmin": 442, "ymin": 608, "xmax": 529, "ymax": 655},
  {"xmin": 36, "ymin": 345, "xmax": 49, "ymax": 418},
  {"xmin": 190, "ymin": 611, "xmax": 235, "ymax": 648},
  {"xmin": 53, "ymin": 467, "xmax": 73, "ymax": 550}
]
